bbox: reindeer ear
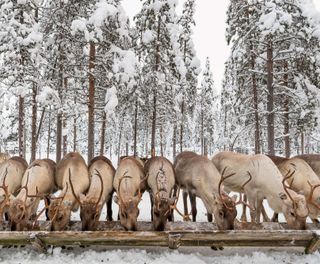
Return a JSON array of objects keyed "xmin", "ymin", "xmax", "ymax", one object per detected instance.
[
  {"xmin": 279, "ymin": 192, "xmax": 287, "ymax": 200},
  {"xmin": 113, "ymin": 195, "xmax": 119, "ymax": 204}
]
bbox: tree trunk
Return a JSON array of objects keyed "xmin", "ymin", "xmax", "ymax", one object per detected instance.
[
  {"xmin": 201, "ymin": 110, "xmax": 204, "ymax": 155},
  {"xmin": 266, "ymin": 35, "xmax": 275, "ymax": 156},
  {"xmin": 133, "ymin": 100, "xmax": 138, "ymax": 157},
  {"xmin": 73, "ymin": 116, "xmax": 77, "ymax": 152},
  {"xmin": 88, "ymin": 42, "xmax": 96, "ymax": 163},
  {"xmin": 63, "ymin": 77, "xmax": 68, "ymax": 156},
  {"xmin": 160, "ymin": 125, "xmax": 163, "ymax": 157},
  {"xmin": 18, "ymin": 96, "xmax": 24, "ymax": 158},
  {"xmin": 173, "ymin": 124, "xmax": 177, "ymax": 160},
  {"xmin": 180, "ymin": 100, "xmax": 184, "ymax": 153},
  {"xmin": 151, "ymin": 15, "xmax": 162, "ymax": 158},
  {"xmin": 30, "ymin": 83, "xmax": 37, "ymax": 162},
  {"xmin": 283, "ymin": 62, "xmax": 290, "ymax": 158},
  {"xmin": 301, "ymin": 132, "xmax": 305, "ymax": 155},
  {"xmin": 100, "ymin": 112, "xmax": 106, "ymax": 156},
  {"xmin": 151, "ymin": 90, "xmax": 157, "ymax": 157},
  {"xmin": 250, "ymin": 42, "xmax": 260, "ymax": 154},
  {"xmin": 47, "ymin": 110, "xmax": 51, "ymax": 159},
  {"xmin": 56, "ymin": 112, "xmax": 62, "ymax": 163}
]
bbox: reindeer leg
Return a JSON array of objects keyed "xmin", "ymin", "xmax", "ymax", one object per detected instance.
[
  {"xmin": 312, "ymin": 218, "xmax": 319, "ymax": 224},
  {"xmin": 4, "ymin": 212, "xmax": 9, "ymax": 221},
  {"xmin": 106, "ymin": 192, "xmax": 113, "ymax": 221},
  {"xmin": 240, "ymin": 194, "xmax": 247, "ymax": 223},
  {"xmin": 247, "ymin": 195, "xmax": 257, "ymax": 223},
  {"xmin": 255, "ymin": 198, "xmax": 263, "ymax": 224},
  {"xmin": 182, "ymin": 190, "xmax": 190, "ymax": 221},
  {"xmin": 45, "ymin": 196, "xmax": 51, "ymax": 221},
  {"xmin": 271, "ymin": 213, "xmax": 279, "ymax": 222},
  {"xmin": 189, "ymin": 191, "xmax": 197, "ymax": 222},
  {"xmin": 207, "ymin": 211, "xmax": 213, "ymax": 222},
  {"xmin": 149, "ymin": 192, "xmax": 154, "ymax": 221},
  {"xmin": 261, "ymin": 202, "xmax": 270, "ymax": 222}
]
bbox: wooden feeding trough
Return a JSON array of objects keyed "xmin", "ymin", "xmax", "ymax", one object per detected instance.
[{"xmin": 0, "ymin": 221, "xmax": 319, "ymax": 254}]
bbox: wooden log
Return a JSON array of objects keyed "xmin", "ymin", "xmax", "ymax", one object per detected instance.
[{"xmin": 0, "ymin": 221, "xmax": 319, "ymax": 254}]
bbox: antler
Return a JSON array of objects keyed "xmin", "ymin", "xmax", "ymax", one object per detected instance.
[
  {"xmin": 69, "ymin": 168, "xmax": 82, "ymax": 206},
  {"xmin": 32, "ymin": 196, "xmax": 50, "ymax": 229},
  {"xmin": 0, "ymin": 168, "xmax": 9, "ymax": 201},
  {"xmin": 218, "ymin": 167, "xmax": 237, "ymax": 210},
  {"xmin": 94, "ymin": 169, "xmax": 104, "ymax": 212},
  {"xmin": 282, "ymin": 170, "xmax": 296, "ymax": 208},
  {"xmin": 307, "ymin": 181, "xmax": 320, "ymax": 210},
  {"xmin": 233, "ymin": 172, "xmax": 255, "ymax": 211},
  {"xmin": 50, "ymin": 182, "xmax": 69, "ymax": 222}
]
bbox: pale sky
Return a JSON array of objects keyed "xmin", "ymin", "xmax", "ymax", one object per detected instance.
[{"xmin": 122, "ymin": 0, "xmax": 320, "ymax": 92}]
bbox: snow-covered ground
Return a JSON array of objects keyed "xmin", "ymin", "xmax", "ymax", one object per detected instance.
[{"xmin": 0, "ymin": 246, "xmax": 319, "ymax": 264}]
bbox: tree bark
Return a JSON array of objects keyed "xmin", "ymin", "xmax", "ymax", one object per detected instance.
[
  {"xmin": 283, "ymin": 62, "xmax": 290, "ymax": 158},
  {"xmin": 88, "ymin": 42, "xmax": 96, "ymax": 163},
  {"xmin": 100, "ymin": 112, "xmax": 106, "ymax": 156},
  {"xmin": 173, "ymin": 124, "xmax": 177, "ymax": 160},
  {"xmin": 301, "ymin": 132, "xmax": 305, "ymax": 155},
  {"xmin": 56, "ymin": 112, "xmax": 62, "ymax": 163},
  {"xmin": 30, "ymin": 83, "xmax": 37, "ymax": 162},
  {"xmin": 63, "ymin": 77, "xmax": 68, "ymax": 156},
  {"xmin": 151, "ymin": 15, "xmax": 162, "ymax": 158},
  {"xmin": 201, "ymin": 110, "xmax": 204, "ymax": 155},
  {"xmin": 266, "ymin": 35, "xmax": 275, "ymax": 156},
  {"xmin": 180, "ymin": 100, "xmax": 184, "ymax": 153},
  {"xmin": 250, "ymin": 42, "xmax": 260, "ymax": 154},
  {"xmin": 133, "ymin": 100, "xmax": 138, "ymax": 157},
  {"xmin": 18, "ymin": 96, "xmax": 24, "ymax": 158},
  {"xmin": 47, "ymin": 110, "xmax": 51, "ymax": 159}
]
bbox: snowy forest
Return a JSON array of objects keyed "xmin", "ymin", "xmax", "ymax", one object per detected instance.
[{"xmin": 0, "ymin": 0, "xmax": 320, "ymax": 164}]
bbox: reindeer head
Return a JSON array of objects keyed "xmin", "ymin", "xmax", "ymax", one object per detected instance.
[
  {"xmin": 48, "ymin": 197, "xmax": 73, "ymax": 231},
  {"xmin": 152, "ymin": 196, "xmax": 175, "ymax": 231},
  {"xmin": 70, "ymin": 169, "xmax": 104, "ymax": 231},
  {"xmin": 114, "ymin": 175, "xmax": 141, "ymax": 231},
  {"xmin": 8, "ymin": 174, "xmax": 40, "ymax": 231},
  {"xmin": 0, "ymin": 170, "xmax": 11, "ymax": 223},
  {"xmin": 281, "ymin": 171, "xmax": 308, "ymax": 230}
]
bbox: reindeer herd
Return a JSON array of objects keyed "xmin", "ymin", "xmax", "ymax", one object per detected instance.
[{"xmin": 0, "ymin": 151, "xmax": 319, "ymax": 232}]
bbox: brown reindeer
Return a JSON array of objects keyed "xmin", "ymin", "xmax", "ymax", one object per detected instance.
[
  {"xmin": 174, "ymin": 151, "xmax": 238, "ymax": 230},
  {"xmin": 0, "ymin": 157, "xmax": 28, "ymax": 223},
  {"xmin": 70, "ymin": 156, "xmax": 115, "ymax": 231},
  {"xmin": 144, "ymin": 156, "xmax": 176, "ymax": 231},
  {"xmin": 212, "ymin": 151, "xmax": 308, "ymax": 230},
  {"xmin": 8, "ymin": 159, "xmax": 56, "ymax": 231},
  {"xmin": 48, "ymin": 152, "xmax": 89, "ymax": 231},
  {"xmin": 113, "ymin": 156, "xmax": 146, "ymax": 231}
]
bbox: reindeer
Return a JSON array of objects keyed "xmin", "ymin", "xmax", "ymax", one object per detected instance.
[
  {"xmin": 268, "ymin": 155, "xmax": 320, "ymax": 223},
  {"xmin": 294, "ymin": 154, "xmax": 320, "ymax": 179},
  {"xmin": 0, "ymin": 157, "xmax": 28, "ymax": 223},
  {"xmin": 8, "ymin": 159, "xmax": 56, "ymax": 231},
  {"xmin": 48, "ymin": 152, "xmax": 90, "ymax": 231},
  {"xmin": 174, "ymin": 151, "xmax": 239, "ymax": 230},
  {"xmin": 144, "ymin": 156, "xmax": 176, "ymax": 231},
  {"xmin": 0, "ymin": 153, "xmax": 10, "ymax": 164},
  {"xmin": 113, "ymin": 156, "xmax": 146, "ymax": 231},
  {"xmin": 70, "ymin": 156, "xmax": 115, "ymax": 231},
  {"xmin": 212, "ymin": 151, "xmax": 308, "ymax": 230}
]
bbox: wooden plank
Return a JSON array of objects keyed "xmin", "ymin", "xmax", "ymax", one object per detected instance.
[
  {"xmin": 0, "ymin": 221, "xmax": 319, "ymax": 253},
  {"xmin": 305, "ymin": 231, "xmax": 320, "ymax": 254}
]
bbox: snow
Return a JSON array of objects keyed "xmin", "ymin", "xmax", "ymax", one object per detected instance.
[
  {"xmin": 0, "ymin": 246, "xmax": 319, "ymax": 263},
  {"xmin": 104, "ymin": 86, "xmax": 118, "ymax": 116}
]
